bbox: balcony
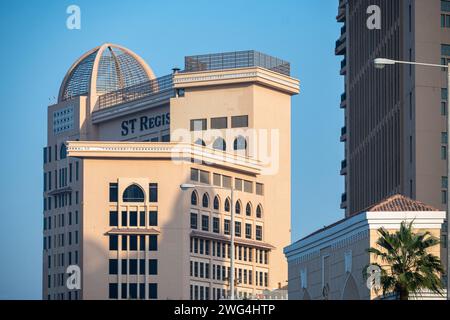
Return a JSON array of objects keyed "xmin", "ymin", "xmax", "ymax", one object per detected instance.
[
  {"xmin": 340, "ymin": 126, "xmax": 347, "ymax": 142},
  {"xmin": 336, "ymin": 0, "xmax": 346, "ymax": 22},
  {"xmin": 340, "ymin": 92, "xmax": 347, "ymax": 108},
  {"xmin": 340, "ymin": 159, "xmax": 347, "ymax": 176},
  {"xmin": 340, "ymin": 58, "xmax": 347, "ymax": 75},
  {"xmin": 340, "ymin": 192, "xmax": 347, "ymax": 209},
  {"xmin": 335, "ymin": 38, "xmax": 346, "ymax": 56}
]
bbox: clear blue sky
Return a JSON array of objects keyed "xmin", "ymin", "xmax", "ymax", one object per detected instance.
[{"xmin": 0, "ymin": 0, "xmax": 343, "ymax": 299}]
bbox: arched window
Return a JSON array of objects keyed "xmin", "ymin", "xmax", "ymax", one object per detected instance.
[
  {"xmin": 224, "ymin": 198, "xmax": 231, "ymax": 212},
  {"xmin": 213, "ymin": 138, "xmax": 226, "ymax": 151},
  {"xmin": 235, "ymin": 201, "xmax": 241, "ymax": 214},
  {"xmin": 123, "ymin": 184, "xmax": 144, "ymax": 202},
  {"xmin": 213, "ymin": 195, "xmax": 220, "ymax": 210},
  {"xmin": 256, "ymin": 204, "xmax": 263, "ymax": 218},
  {"xmin": 202, "ymin": 193, "xmax": 209, "ymax": 208},
  {"xmin": 246, "ymin": 202, "xmax": 252, "ymax": 216},
  {"xmin": 233, "ymin": 136, "xmax": 247, "ymax": 150},
  {"xmin": 191, "ymin": 191, "xmax": 198, "ymax": 206},
  {"xmin": 195, "ymin": 139, "xmax": 206, "ymax": 146},
  {"xmin": 60, "ymin": 143, "xmax": 67, "ymax": 159}
]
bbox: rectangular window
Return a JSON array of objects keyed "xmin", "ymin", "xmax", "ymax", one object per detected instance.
[
  {"xmin": 245, "ymin": 223, "xmax": 252, "ymax": 239},
  {"xmin": 122, "ymin": 236, "xmax": 128, "ymax": 251},
  {"xmin": 149, "ymin": 235, "xmax": 157, "ymax": 251},
  {"xmin": 235, "ymin": 221, "xmax": 241, "ymax": 237},
  {"xmin": 109, "ymin": 259, "xmax": 118, "ymax": 275},
  {"xmin": 224, "ymin": 219, "xmax": 230, "ymax": 235},
  {"xmin": 442, "ymin": 102, "xmax": 447, "ymax": 116},
  {"xmin": 213, "ymin": 217, "xmax": 220, "ymax": 233},
  {"xmin": 149, "ymin": 211, "xmax": 158, "ymax": 226},
  {"xmin": 256, "ymin": 225, "xmax": 263, "ymax": 241},
  {"xmin": 149, "ymin": 183, "xmax": 158, "ymax": 202},
  {"xmin": 191, "ymin": 213, "xmax": 198, "ymax": 229},
  {"xmin": 149, "ymin": 283, "xmax": 158, "ymax": 299},
  {"xmin": 109, "ymin": 183, "xmax": 118, "ymax": 202},
  {"xmin": 443, "ymin": 176, "xmax": 448, "ymax": 189},
  {"xmin": 75, "ymin": 162, "xmax": 79, "ymax": 181},
  {"xmin": 121, "ymin": 211, "xmax": 127, "ymax": 227},
  {"xmin": 48, "ymin": 171, "xmax": 52, "ymax": 190},
  {"xmin": 213, "ymin": 173, "xmax": 221, "ymax": 187},
  {"xmin": 442, "ymin": 146, "xmax": 448, "ymax": 160},
  {"xmin": 109, "ymin": 283, "xmax": 118, "ymax": 299},
  {"xmin": 202, "ymin": 215, "xmax": 209, "ymax": 232},
  {"xmin": 109, "ymin": 235, "xmax": 118, "ymax": 250},
  {"xmin": 130, "ymin": 211, "xmax": 137, "ymax": 227},
  {"xmin": 443, "ymin": 132, "xmax": 448, "ymax": 144},
  {"xmin": 256, "ymin": 183, "xmax": 264, "ymax": 195},
  {"xmin": 243, "ymin": 180, "xmax": 253, "ymax": 193},
  {"xmin": 190, "ymin": 119, "xmax": 207, "ymax": 131},
  {"xmin": 149, "ymin": 259, "xmax": 158, "ymax": 275},
  {"xmin": 129, "ymin": 235, "xmax": 138, "ymax": 251},
  {"xmin": 161, "ymin": 134, "xmax": 170, "ymax": 142},
  {"xmin": 191, "ymin": 168, "xmax": 199, "ymax": 181},
  {"xmin": 140, "ymin": 235, "xmax": 145, "ymax": 251},
  {"xmin": 129, "ymin": 259, "xmax": 138, "ymax": 275},
  {"xmin": 222, "ymin": 175, "xmax": 231, "ymax": 188},
  {"xmin": 109, "ymin": 211, "xmax": 118, "ymax": 227},
  {"xmin": 211, "ymin": 117, "xmax": 227, "ymax": 129},
  {"xmin": 235, "ymin": 178, "xmax": 243, "ymax": 191},
  {"xmin": 231, "ymin": 115, "xmax": 248, "ymax": 128},
  {"xmin": 443, "ymin": 190, "xmax": 448, "ymax": 204},
  {"xmin": 200, "ymin": 170, "xmax": 210, "ymax": 184},
  {"xmin": 139, "ymin": 211, "xmax": 145, "ymax": 227}
]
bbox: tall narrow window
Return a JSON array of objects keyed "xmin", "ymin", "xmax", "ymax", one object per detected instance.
[
  {"xmin": 191, "ymin": 191, "xmax": 198, "ymax": 206},
  {"xmin": 149, "ymin": 183, "xmax": 158, "ymax": 202},
  {"xmin": 213, "ymin": 196, "xmax": 220, "ymax": 210},
  {"xmin": 202, "ymin": 193, "xmax": 209, "ymax": 208},
  {"xmin": 109, "ymin": 183, "xmax": 118, "ymax": 202}
]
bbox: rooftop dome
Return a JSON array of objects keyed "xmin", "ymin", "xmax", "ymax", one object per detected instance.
[{"xmin": 58, "ymin": 43, "xmax": 155, "ymax": 103}]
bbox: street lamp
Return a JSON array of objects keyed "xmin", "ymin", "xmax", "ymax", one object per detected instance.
[
  {"xmin": 374, "ymin": 57, "xmax": 450, "ymax": 299},
  {"xmin": 180, "ymin": 183, "xmax": 236, "ymax": 300}
]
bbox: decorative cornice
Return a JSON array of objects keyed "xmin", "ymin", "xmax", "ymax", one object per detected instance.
[
  {"xmin": 66, "ymin": 141, "xmax": 263, "ymax": 175},
  {"xmin": 174, "ymin": 67, "xmax": 300, "ymax": 95}
]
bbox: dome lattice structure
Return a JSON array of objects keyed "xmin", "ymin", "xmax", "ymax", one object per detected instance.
[{"xmin": 58, "ymin": 43, "xmax": 155, "ymax": 103}]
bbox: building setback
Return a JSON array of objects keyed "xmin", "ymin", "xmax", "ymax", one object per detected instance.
[
  {"xmin": 337, "ymin": 0, "xmax": 450, "ymax": 219},
  {"xmin": 42, "ymin": 44, "xmax": 299, "ymax": 300}
]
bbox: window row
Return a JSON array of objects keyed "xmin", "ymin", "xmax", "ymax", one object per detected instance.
[
  {"xmin": 109, "ymin": 210, "xmax": 158, "ymax": 227},
  {"xmin": 190, "ymin": 213, "xmax": 263, "ymax": 240},
  {"xmin": 109, "ymin": 283, "xmax": 157, "ymax": 300},
  {"xmin": 190, "ymin": 285, "xmax": 258, "ymax": 301},
  {"xmin": 190, "ymin": 169, "xmax": 264, "ymax": 196},
  {"xmin": 109, "ymin": 183, "xmax": 158, "ymax": 203},
  {"xmin": 44, "ymin": 162, "xmax": 79, "ymax": 192},
  {"xmin": 190, "ymin": 238, "xmax": 269, "ymax": 264},
  {"xmin": 43, "ymin": 143, "xmax": 71, "ymax": 164},
  {"xmin": 191, "ymin": 191, "xmax": 263, "ymax": 218},
  {"xmin": 44, "ymin": 232, "xmax": 79, "ymax": 250},
  {"xmin": 44, "ymin": 191, "xmax": 79, "ymax": 211},
  {"xmin": 194, "ymin": 136, "xmax": 247, "ymax": 152},
  {"xmin": 47, "ymin": 291, "xmax": 80, "ymax": 300},
  {"xmin": 44, "ymin": 211, "xmax": 79, "ymax": 231},
  {"xmin": 47, "ymin": 251, "xmax": 79, "ymax": 270},
  {"xmin": 109, "ymin": 259, "xmax": 157, "ymax": 275},
  {"xmin": 190, "ymin": 115, "xmax": 248, "ymax": 131},
  {"xmin": 109, "ymin": 234, "xmax": 158, "ymax": 251}
]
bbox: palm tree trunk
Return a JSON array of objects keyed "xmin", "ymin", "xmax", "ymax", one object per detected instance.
[{"xmin": 399, "ymin": 289, "xmax": 409, "ymax": 300}]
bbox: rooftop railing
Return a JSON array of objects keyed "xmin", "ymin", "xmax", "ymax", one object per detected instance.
[
  {"xmin": 97, "ymin": 74, "xmax": 174, "ymax": 109},
  {"xmin": 184, "ymin": 50, "xmax": 291, "ymax": 76}
]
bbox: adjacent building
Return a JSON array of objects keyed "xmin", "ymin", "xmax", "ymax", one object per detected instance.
[
  {"xmin": 42, "ymin": 44, "xmax": 299, "ymax": 299},
  {"xmin": 284, "ymin": 195, "xmax": 446, "ymax": 300},
  {"xmin": 337, "ymin": 0, "xmax": 450, "ymax": 218}
]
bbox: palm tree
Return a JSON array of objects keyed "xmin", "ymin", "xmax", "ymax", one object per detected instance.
[{"xmin": 365, "ymin": 221, "xmax": 444, "ymax": 300}]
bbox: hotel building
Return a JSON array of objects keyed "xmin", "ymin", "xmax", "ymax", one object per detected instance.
[
  {"xmin": 42, "ymin": 44, "xmax": 299, "ymax": 299},
  {"xmin": 337, "ymin": 0, "xmax": 450, "ymax": 218}
]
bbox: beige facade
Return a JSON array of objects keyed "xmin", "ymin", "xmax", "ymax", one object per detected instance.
[
  {"xmin": 284, "ymin": 195, "xmax": 446, "ymax": 300},
  {"xmin": 42, "ymin": 44, "xmax": 299, "ymax": 299}
]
